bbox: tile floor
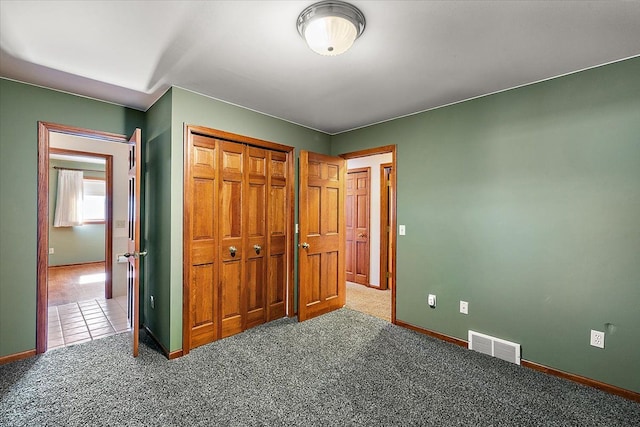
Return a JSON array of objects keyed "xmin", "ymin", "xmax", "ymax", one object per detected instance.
[
  {"xmin": 47, "ymin": 263, "xmax": 130, "ymax": 350},
  {"xmin": 48, "ymin": 296, "xmax": 130, "ymax": 350}
]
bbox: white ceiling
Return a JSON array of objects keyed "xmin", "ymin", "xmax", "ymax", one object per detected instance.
[{"xmin": 1, "ymin": 1, "xmax": 639, "ymax": 134}]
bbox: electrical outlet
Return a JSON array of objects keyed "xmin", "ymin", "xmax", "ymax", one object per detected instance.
[
  {"xmin": 150, "ymin": 295, "xmax": 155, "ymax": 309},
  {"xmin": 49, "ymin": 248, "xmax": 54, "ymax": 254},
  {"xmin": 428, "ymin": 294, "xmax": 436, "ymax": 308},
  {"xmin": 590, "ymin": 330, "xmax": 604, "ymax": 348},
  {"xmin": 460, "ymin": 301, "xmax": 468, "ymax": 315}
]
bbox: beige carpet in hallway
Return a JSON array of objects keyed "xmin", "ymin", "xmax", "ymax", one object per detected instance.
[{"xmin": 345, "ymin": 281, "xmax": 391, "ymax": 322}]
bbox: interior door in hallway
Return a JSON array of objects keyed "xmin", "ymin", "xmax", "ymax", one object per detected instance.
[
  {"xmin": 345, "ymin": 168, "xmax": 370, "ymax": 285},
  {"xmin": 298, "ymin": 151, "xmax": 346, "ymax": 322}
]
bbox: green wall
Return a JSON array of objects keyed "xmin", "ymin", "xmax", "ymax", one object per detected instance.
[
  {"xmin": 0, "ymin": 79, "xmax": 145, "ymax": 357},
  {"xmin": 331, "ymin": 57, "xmax": 640, "ymax": 392},
  {"xmin": 143, "ymin": 89, "xmax": 173, "ymax": 350},
  {"xmin": 48, "ymin": 159, "xmax": 106, "ymax": 266}
]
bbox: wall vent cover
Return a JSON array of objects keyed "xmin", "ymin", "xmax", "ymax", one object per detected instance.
[{"xmin": 468, "ymin": 330, "xmax": 521, "ymax": 365}]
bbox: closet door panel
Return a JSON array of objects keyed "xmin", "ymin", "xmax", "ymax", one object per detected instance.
[
  {"xmin": 185, "ymin": 134, "xmax": 218, "ymax": 349},
  {"xmin": 190, "ymin": 264, "xmax": 215, "ymax": 347},
  {"xmin": 246, "ymin": 257, "xmax": 265, "ymax": 328},
  {"xmin": 267, "ymin": 151, "xmax": 287, "ymax": 321},
  {"xmin": 220, "ymin": 260, "xmax": 242, "ymax": 338},
  {"xmin": 219, "ymin": 141, "xmax": 244, "ymax": 338},
  {"xmin": 246, "ymin": 147, "xmax": 267, "ymax": 328}
]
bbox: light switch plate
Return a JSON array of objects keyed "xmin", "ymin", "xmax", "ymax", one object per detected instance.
[{"xmin": 399, "ymin": 225, "xmax": 406, "ymax": 235}]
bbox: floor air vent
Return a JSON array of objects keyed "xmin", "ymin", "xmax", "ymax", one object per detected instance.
[{"xmin": 468, "ymin": 330, "xmax": 521, "ymax": 365}]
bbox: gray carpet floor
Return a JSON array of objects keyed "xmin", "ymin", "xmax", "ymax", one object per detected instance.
[{"xmin": 1, "ymin": 308, "xmax": 638, "ymax": 426}]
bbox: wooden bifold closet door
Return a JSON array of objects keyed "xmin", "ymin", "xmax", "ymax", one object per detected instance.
[{"xmin": 184, "ymin": 128, "xmax": 290, "ymax": 352}]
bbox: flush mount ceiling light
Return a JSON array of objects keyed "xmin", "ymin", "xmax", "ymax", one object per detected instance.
[{"xmin": 297, "ymin": 1, "xmax": 366, "ymax": 56}]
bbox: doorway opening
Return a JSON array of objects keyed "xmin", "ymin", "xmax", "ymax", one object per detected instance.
[
  {"xmin": 340, "ymin": 145, "xmax": 397, "ymax": 323},
  {"xmin": 37, "ymin": 122, "xmax": 136, "ymax": 354},
  {"xmin": 46, "ymin": 150, "xmax": 130, "ymax": 350}
]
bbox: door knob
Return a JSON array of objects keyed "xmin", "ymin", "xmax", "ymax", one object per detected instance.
[
  {"xmin": 124, "ymin": 250, "xmax": 148, "ymax": 259},
  {"xmin": 358, "ymin": 233, "xmax": 367, "ymax": 238},
  {"xmin": 300, "ymin": 242, "xmax": 310, "ymax": 249},
  {"xmin": 229, "ymin": 246, "xmax": 237, "ymax": 256},
  {"xmin": 253, "ymin": 244, "xmax": 262, "ymax": 254}
]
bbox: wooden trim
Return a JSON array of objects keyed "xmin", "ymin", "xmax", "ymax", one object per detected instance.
[
  {"xmin": 53, "ymin": 166, "xmax": 104, "ymax": 173},
  {"xmin": 186, "ymin": 125, "xmax": 294, "ymax": 153},
  {"xmin": 395, "ymin": 320, "xmax": 468, "ymax": 348},
  {"xmin": 286, "ymin": 148, "xmax": 295, "ymax": 317},
  {"xmin": 390, "ymin": 149, "xmax": 397, "ymax": 324},
  {"xmin": 339, "ymin": 145, "xmax": 397, "ymax": 323},
  {"xmin": 143, "ymin": 325, "xmax": 183, "ymax": 360},
  {"xmin": 48, "ymin": 261, "xmax": 106, "ymax": 268},
  {"xmin": 168, "ymin": 349, "xmax": 184, "ymax": 360},
  {"xmin": 105, "ymin": 157, "xmax": 113, "ymax": 299},
  {"xmin": 396, "ymin": 320, "xmax": 640, "ymax": 402},
  {"xmin": 0, "ymin": 349, "xmax": 37, "ymax": 365},
  {"xmin": 40, "ymin": 122, "xmax": 130, "ymax": 143},
  {"xmin": 340, "ymin": 145, "xmax": 396, "ymax": 160},
  {"xmin": 182, "ymin": 125, "xmax": 191, "ymax": 356},
  {"xmin": 38, "ymin": 122, "xmax": 128, "ymax": 354},
  {"xmin": 521, "ymin": 360, "xmax": 640, "ymax": 402},
  {"xmin": 37, "ymin": 123, "xmax": 49, "ymax": 354}
]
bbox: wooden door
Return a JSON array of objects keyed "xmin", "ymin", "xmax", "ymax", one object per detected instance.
[
  {"xmin": 184, "ymin": 133, "xmax": 218, "ymax": 348},
  {"xmin": 267, "ymin": 151, "xmax": 288, "ymax": 321},
  {"xmin": 183, "ymin": 126, "xmax": 293, "ymax": 351},
  {"xmin": 380, "ymin": 163, "xmax": 393, "ymax": 290},
  {"xmin": 346, "ymin": 168, "xmax": 370, "ymax": 285},
  {"xmin": 220, "ymin": 141, "xmax": 245, "ymax": 338},
  {"xmin": 126, "ymin": 129, "xmax": 142, "ymax": 357},
  {"xmin": 245, "ymin": 147, "xmax": 267, "ymax": 329},
  {"xmin": 298, "ymin": 151, "xmax": 346, "ymax": 321}
]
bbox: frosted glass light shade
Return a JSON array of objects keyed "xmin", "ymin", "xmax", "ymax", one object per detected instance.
[
  {"xmin": 304, "ymin": 16, "xmax": 357, "ymax": 56},
  {"xmin": 297, "ymin": 1, "xmax": 366, "ymax": 57}
]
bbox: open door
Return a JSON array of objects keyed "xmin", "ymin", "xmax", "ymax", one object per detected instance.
[
  {"xmin": 125, "ymin": 129, "xmax": 143, "ymax": 357},
  {"xmin": 298, "ymin": 151, "xmax": 346, "ymax": 321}
]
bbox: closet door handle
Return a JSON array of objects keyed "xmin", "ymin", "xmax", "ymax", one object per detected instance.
[
  {"xmin": 253, "ymin": 244, "xmax": 262, "ymax": 254},
  {"xmin": 300, "ymin": 242, "xmax": 310, "ymax": 249},
  {"xmin": 229, "ymin": 246, "xmax": 237, "ymax": 256}
]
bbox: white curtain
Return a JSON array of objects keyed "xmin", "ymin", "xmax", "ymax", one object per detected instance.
[{"xmin": 53, "ymin": 170, "xmax": 84, "ymax": 227}]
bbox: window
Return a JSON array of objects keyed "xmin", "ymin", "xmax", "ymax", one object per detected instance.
[{"xmin": 83, "ymin": 178, "xmax": 106, "ymax": 223}]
